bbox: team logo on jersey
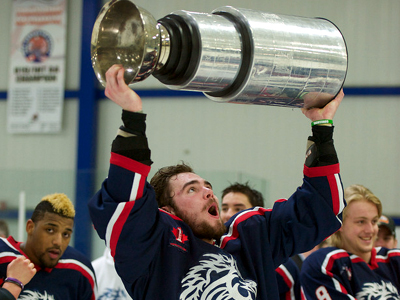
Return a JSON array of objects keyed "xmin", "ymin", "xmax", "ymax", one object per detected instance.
[
  {"xmin": 340, "ymin": 265, "xmax": 352, "ymax": 281},
  {"xmin": 170, "ymin": 227, "xmax": 189, "ymax": 252},
  {"xmin": 180, "ymin": 253, "xmax": 257, "ymax": 300},
  {"xmin": 356, "ymin": 280, "xmax": 400, "ymax": 300},
  {"xmin": 172, "ymin": 227, "xmax": 188, "ymax": 243},
  {"xmin": 19, "ymin": 290, "xmax": 55, "ymax": 300}
]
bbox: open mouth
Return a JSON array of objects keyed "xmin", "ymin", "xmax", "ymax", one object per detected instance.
[{"xmin": 208, "ymin": 204, "xmax": 219, "ymax": 217}]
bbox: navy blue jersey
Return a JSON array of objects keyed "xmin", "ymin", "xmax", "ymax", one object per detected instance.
[
  {"xmin": 276, "ymin": 258, "xmax": 301, "ymax": 300},
  {"xmin": 88, "ymin": 112, "xmax": 345, "ymax": 299},
  {"xmin": 89, "ymin": 156, "xmax": 344, "ymax": 300},
  {"xmin": 0, "ymin": 236, "xmax": 95, "ymax": 300},
  {"xmin": 300, "ymin": 246, "xmax": 400, "ymax": 299}
]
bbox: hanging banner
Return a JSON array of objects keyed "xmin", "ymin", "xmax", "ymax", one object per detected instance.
[{"xmin": 7, "ymin": 0, "xmax": 67, "ymax": 134}]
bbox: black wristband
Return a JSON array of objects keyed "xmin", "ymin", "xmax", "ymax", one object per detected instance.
[
  {"xmin": 121, "ymin": 110, "xmax": 147, "ymax": 136},
  {"xmin": 309, "ymin": 125, "xmax": 334, "ymax": 144},
  {"xmin": 305, "ymin": 126, "xmax": 338, "ymax": 167}
]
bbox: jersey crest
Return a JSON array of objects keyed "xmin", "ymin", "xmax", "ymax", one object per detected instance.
[
  {"xmin": 19, "ymin": 290, "xmax": 55, "ymax": 300},
  {"xmin": 180, "ymin": 253, "xmax": 257, "ymax": 300},
  {"xmin": 98, "ymin": 287, "xmax": 129, "ymax": 300},
  {"xmin": 356, "ymin": 280, "xmax": 400, "ymax": 300}
]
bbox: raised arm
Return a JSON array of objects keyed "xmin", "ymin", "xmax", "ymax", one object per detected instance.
[{"xmin": 88, "ymin": 64, "xmax": 155, "ymax": 296}]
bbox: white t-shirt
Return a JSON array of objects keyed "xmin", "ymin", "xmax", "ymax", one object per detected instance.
[{"xmin": 92, "ymin": 248, "xmax": 132, "ymax": 300}]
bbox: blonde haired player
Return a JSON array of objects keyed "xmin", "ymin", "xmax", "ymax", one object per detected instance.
[{"xmin": 0, "ymin": 193, "xmax": 96, "ymax": 299}]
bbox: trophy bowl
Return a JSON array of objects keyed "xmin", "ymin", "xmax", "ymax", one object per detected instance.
[{"xmin": 91, "ymin": 0, "xmax": 161, "ymax": 87}]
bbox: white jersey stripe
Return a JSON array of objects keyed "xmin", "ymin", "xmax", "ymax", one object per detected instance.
[
  {"xmin": 321, "ymin": 249, "xmax": 344, "ymax": 293},
  {"xmin": 321, "ymin": 248, "xmax": 344, "ymax": 275},
  {"xmin": 130, "ymin": 173, "xmax": 141, "ymax": 201},
  {"xmin": 58, "ymin": 258, "xmax": 96, "ymax": 282},
  {"xmin": 335, "ymin": 173, "xmax": 345, "ymax": 214},
  {"xmin": 1, "ymin": 237, "xmax": 20, "ymax": 253},
  {"xmin": 220, "ymin": 207, "xmax": 262, "ymax": 245},
  {"xmin": 0, "ymin": 251, "xmax": 21, "ymax": 259},
  {"xmin": 376, "ymin": 248, "xmax": 400, "ymax": 260},
  {"xmin": 278, "ymin": 264, "xmax": 296, "ymax": 300},
  {"xmin": 106, "ymin": 175, "xmax": 139, "ymax": 247},
  {"xmin": 106, "ymin": 202, "xmax": 125, "ymax": 248}
]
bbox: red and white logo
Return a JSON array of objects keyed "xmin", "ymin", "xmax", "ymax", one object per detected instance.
[{"xmin": 172, "ymin": 227, "xmax": 188, "ymax": 244}]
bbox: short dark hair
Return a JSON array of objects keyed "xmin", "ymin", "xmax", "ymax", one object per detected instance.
[
  {"xmin": 221, "ymin": 182, "xmax": 264, "ymax": 207},
  {"xmin": 150, "ymin": 163, "xmax": 194, "ymax": 208},
  {"xmin": 31, "ymin": 193, "xmax": 75, "ymax": 223}
]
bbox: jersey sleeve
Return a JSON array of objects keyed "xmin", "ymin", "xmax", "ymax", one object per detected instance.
[
  {"xmin": 88, "ymin": 111, "xmax": 163, "ymax": 287},
  {"xmin": 220, "ymin": 163, "xmax": 345, "ymax": 266},
  {"xmin": 276, "ymin": 258, "xmax": 301, "ymax": 300},
  {"xmin": 300, "ymin": 248, "xmax": 356, "ymax": 300},
  {"xmin": 220, "ymin": 125, "xmax": 345, "ymax": 267}
]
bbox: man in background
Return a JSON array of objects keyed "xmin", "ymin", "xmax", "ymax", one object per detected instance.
[
  {"xmin": 220, "ymin": 182, "xmax": 264, "ymax": 223},
  {"xmin": 0, "ymin": 193, "xmax": 96, "ymax": 299},
  {"xmin": 301, "ymin": 184, "xmax": 400, "ymax": 299},
  {"xmin": 374, "ymin": 214, "xmax": 397, "ymax": 249}
]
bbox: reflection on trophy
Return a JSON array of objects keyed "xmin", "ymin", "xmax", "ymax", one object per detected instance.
[{"xmin": 91, "ymin": 0, "xmax": 348, "ymax": 108}]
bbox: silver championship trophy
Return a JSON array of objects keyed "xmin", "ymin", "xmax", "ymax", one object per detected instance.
[{"xmin": 91, "ymin": 0, "xmax": 348, "ymax": 108}]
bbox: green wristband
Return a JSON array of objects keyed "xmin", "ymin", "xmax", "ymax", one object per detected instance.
[{"xmin": 311, "ymin": 119, "xmax": 333, "ymax": 126}]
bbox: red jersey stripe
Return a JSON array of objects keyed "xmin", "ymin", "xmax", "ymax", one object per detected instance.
[
  {"xmin": 110, "ymin": 152, "xmax": 151, "ymax": 177},
  {"xmin": 304, "ymin": 164, "xmax": 340, "ymax": 178}
]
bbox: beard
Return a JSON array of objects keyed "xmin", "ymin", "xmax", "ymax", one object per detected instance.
[
  {"xmin": 173, "ymin": 205, "xmax": 226, "ymax": 241},
  {"xmin": 190, "ymin": 218, "xmax": 226, "ymax": 241},
  {"xmin": 38, "ymin": 253, "xmax": 59, "ymax": 268}
]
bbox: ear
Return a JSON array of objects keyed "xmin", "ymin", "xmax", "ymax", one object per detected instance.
[
  {"xmin": 161, "ymin": 206, "xmax": 175, "ymax": 215},
  {"xmin": 26, "ymin": 219, "xmax": 35, "ymax": 235}
]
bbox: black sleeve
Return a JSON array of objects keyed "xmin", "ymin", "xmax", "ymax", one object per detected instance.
[
  {"xmin": 305, "ymin": 125, "xmax": 338, "ymax": 167},
  {"xmin": 111, "ymin": 110, "xmax": 153, "ymax": 166},
  {"xmin": 0, "ymin": 287, "xmax": 17, "ymax": 300}
]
